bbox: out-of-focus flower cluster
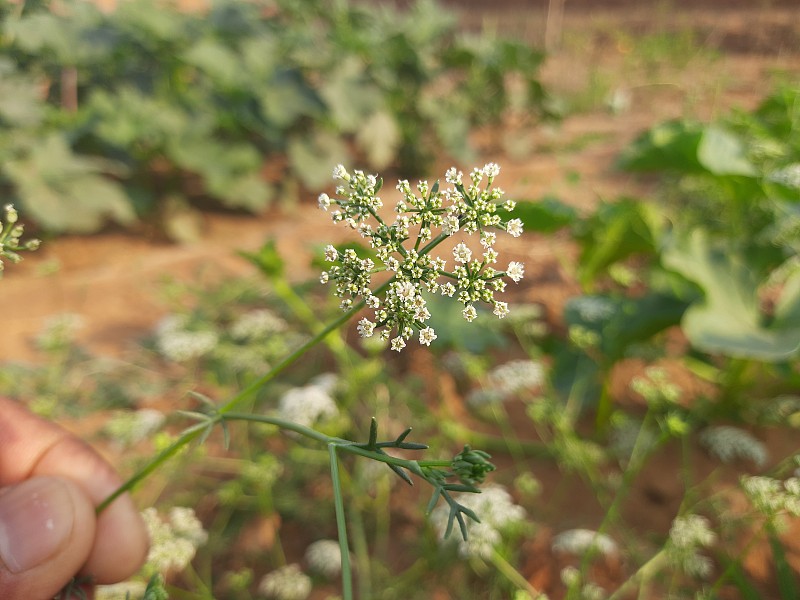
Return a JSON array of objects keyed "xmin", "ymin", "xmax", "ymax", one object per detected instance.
[
  {"xmin": 0, "ymin": 203, "xmax": 40, "ymax": 275},
  {"xmin": 142, "ymin": 506, "xmax": 209, "ymax": 574},
  {"xmin": 667, "ymin": 514, "xmax": 716, "ymax": 579},
  {"xmin": 276, "ymin": 373, "xmax": 339, "ymax": 428},
  {"xmin": 767, "ymin": 163, "xmax": 800, "ymax": 189},
  {"xmin": 700, "ymin": 426, "xmax": 768, "ymax": 469},
  {"xmin": 431, "ymin": 484, "xmax": 526, "ymax": 559},
  {"xmin": 104, "ymin": 408, "xmax": 166, "ymax": 448},
  {"xmin": 304, "ymin": 539, "xmax": 343, "ymax": 578},
  {"xmin": 551, "ymin": 528, "xmax": 619, "ymax": 558},
  {"xmin": 258, "ymin": 564, "xmax": 312, "ymax": 600},
  {"xmin": 153, "ymin": 307, "xmax": 303, "ymax": 375},
  {"xmin": 319, "ymin": 164, "xmax": 525, "ymax": 351},
  {"xmin": 741, "ymin": 474, "xmax": 800, "ymax": 518}
]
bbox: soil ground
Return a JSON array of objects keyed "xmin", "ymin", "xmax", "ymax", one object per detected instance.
[{"xmin": 1, "ymin": 1, "xmax": 799, "ymax": 597}]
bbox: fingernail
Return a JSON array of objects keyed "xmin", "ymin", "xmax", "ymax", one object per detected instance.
[{"xmin": 0, "ymin": 477, "xmax": 75, "ymax": 573}]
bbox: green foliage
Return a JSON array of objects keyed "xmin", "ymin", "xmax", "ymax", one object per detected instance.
[
  {"xmin": 0, "ymin": 0, "xmax": 549, "ymax": 234},
  {"xmin": 569, "ymin": 85, "xmax": 800, "ymax": 364}
]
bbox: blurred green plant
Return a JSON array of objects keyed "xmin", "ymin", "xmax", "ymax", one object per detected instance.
[{"xmin": 0, "ymin": 0, "xmax": 549, "ymax": 235}]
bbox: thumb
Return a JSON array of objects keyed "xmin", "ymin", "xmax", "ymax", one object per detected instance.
[{"xmin": 0, "ymin": 476, "xmax": 96, "ymax": 600}]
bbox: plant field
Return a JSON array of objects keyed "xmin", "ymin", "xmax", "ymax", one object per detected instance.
[{"xmin": 1, "ymin": 1, "xmax": 799, "ymax": 599}]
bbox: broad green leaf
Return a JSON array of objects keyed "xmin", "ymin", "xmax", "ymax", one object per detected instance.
[
  {"xmin": 6, "ymin": 136, "xmax": 135, "ymax": 233},
  {"xmin": 421, "ymin": 293, "xmax": 506, "ymax": 353},
  {"xmin": 287, "ymin": 131, "xmax": 349, "ymax": 190},
  {"xmin": 618, "ymin": 120, "xmax": 703, "ymax": 173},
  {"xmin": 320, "ymin": 58, "xmax": 381, "ymax": 132},
  {"xmin": 662, "ymin": 230, "xmax": 800, "ymax": 360},
  {"xmin": 0, "ymin": 65, "xmax": 43, "ymax": 127},
  {"xmin": 573, "ymin": 198, "xmax": 661, "ymax": 288},
  {"xmin": 356, "ymin": 110, "xmax": 401, "ymax": 170},
  {"xmin": 183, "ymin": 39, "xmax": 243, "ymax": 88},
  {"xmin": 697, "ymin": 126, "xmax": 757, "ymax": 176},
  {"xmin": 260, "ymin": 70, "xmax": 323, "ymax": 128},
  {"xmin": 773, "ymin": 268, "xmax": 800, "ymax": 330},
  {"xmin": 513, "ymin": 197, "xmax": 577, "ymax": 233},
  {"xmin": 564, "ymin": 293, "xmax": 688, "ymax": 362}
]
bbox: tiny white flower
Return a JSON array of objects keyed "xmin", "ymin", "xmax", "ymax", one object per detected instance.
[
  {"xmin": 419, "ymin": 327, "xmax": 437, "ymax": 346},
  {"xmin": 445, "ymin": 167, "xmax": 463, "ymax": 184},
  {"xmin": 493, "ymin": 301, "xmax": 509, "ymax": 319},
  {"xmin": 332, "ymin": 164, "xmax": 349, "ymax": 181},
  {"xmin": 366, "ymin": 295, "xmax": 380, "ymax": 309},
  {"xmin": 480, "ymin": 231, "xmax": 496, "ymax": 248},
  {"xmin": 441, "ymin": 282, "xmax": 456, "ymax": 297},
  {"xmin": 357, "ymin": 318, "xmax": 376, "ymax": 338},
  {"xmin": 453, "ymin": 242, "xmax": 472, "ymax": 264},
  {"xmin": 318, "ymin": 193, "xmax": 331, "ymax": 210},
  {"xmin": 506, "ymin": 261, "xmax": 525, "ymax": 283},
  {"xmin": 462, "ymin": 305, "xmax": 478, "ymax": 322},
  {"xmin": 320, "ymin": 271, "xmax": 329, "ymax": 284},
  {"xmin": 483, "ymin": 162, "xmax": 501, "ymax": 178},
  {"xmin": 506, "ymin": 218, "xmax": 523, "ymax": 238},
  {"xmin": 443, "ymin": 215, "xmax": 460, "ymax": 236},
  {"xmin": 324, "ymin": 245, "xmax": 338, "ymax": 262},
  {"xmin": 385, "ymin": 257, "xmax": 400, "ymax": 271},
  {"xmin": 391, "ymin": 336, "xmax": 406, "ymax": 352}
]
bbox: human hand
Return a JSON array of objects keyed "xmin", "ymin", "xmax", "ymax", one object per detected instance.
[{"xmin": 0, "ymin": 396, "xmax": 149, "ymax": 599}]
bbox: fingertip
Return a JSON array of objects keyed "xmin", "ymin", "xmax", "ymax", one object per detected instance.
[
  {"xmin": 84, "ymin": 493, "xmax": 149, "ymax": 584},
  {"xmin": 0, "ymin": 476, "xmax": 96, "ymax": 599}
]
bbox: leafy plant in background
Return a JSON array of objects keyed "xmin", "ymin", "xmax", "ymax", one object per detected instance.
[{"xmin": 0, "ymin": 0, "xmax": 549, "ymax": 235}]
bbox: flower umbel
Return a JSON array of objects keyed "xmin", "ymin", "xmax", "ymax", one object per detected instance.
[{"xmin": 320, "ymin": 164, "xmax": 524, "ymax": 350}]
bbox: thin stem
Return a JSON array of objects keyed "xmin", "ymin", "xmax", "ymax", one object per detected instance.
[
  {"xmin": 606, "ymin": 549, "xmax": 668, "ymax": 600},
  {"xmin": 97, "ymin": 302, "xmax": 362, "ymax": 513},
  {"xmin": 329, "ymin": 444, "xmax": 354, "ymax": 600},
  {"xmin": 490, "ymin": 549, "xmax": 543, "ymax": 597}
]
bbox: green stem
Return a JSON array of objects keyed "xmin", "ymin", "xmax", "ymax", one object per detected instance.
[
  {"xmin": 606, "ymin": 549, "xmax": 668, "ymax": 600},
  {"xmin": 490, "ymin": 549, "xmax": 542, "ymax": 597},
  {"xmin": 97, "ymin": 302, "xmax": 362, "ymax": 513},
  {"xmin": 329, "ymin": 444, "xmax": 354, "ymax": 600}
]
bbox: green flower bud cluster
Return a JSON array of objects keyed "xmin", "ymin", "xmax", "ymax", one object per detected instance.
[{"xmin": 0, "ymin": 203, "xmax": 40, "ymax": 275}]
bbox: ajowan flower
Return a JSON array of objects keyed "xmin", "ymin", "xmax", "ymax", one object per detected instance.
[{"xmin": 319, "ymin": 164, "xmax": 525, "ymax": 351}]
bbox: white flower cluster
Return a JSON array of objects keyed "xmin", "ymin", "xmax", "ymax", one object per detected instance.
[
  {"xmin": 488, "ymin": 359, "xmax": 546, "ymax": 396},
  {"xmin": 142, "ymin": 506, "xmax": 208, "ymax": 574},
  {"xmin": 154, "ymin": 315, "xmax": 218, "ymax": 362},
  {"xmin": 551, "ymin": 528, "xmax": 619, "ymax": 558},
  {"xmin": 431, "ymin": 484, "xmax": 526, "ymax": 559},
  {"xmin": 277, "ymin": 376, "xmax": 339, "ymax": 427},
  {"xmin": 699, "ymin": 426, "xmax": 769, "ymax": 469},
  {"xmin": 767, "ymin": 163, "xmax": 800, "ymax": 189},
  {"xmin": 559, "ymin": 566, "xmax": 607, "ymax": 600},
  {"xmin": 304, "ymin": 539, "xmax": 343, "ymax": 578},
  {"xmin": 320, "ymin": 164, "xmax": 525, "ymax": 351},
  {"xmin": 229, "ymin": 309, "xmax": 288, "ymax": 341},
  {"xmin": 667, "ymin": 514, "xmax": 716, "ymax": 579},
  {"xmin": 741, "ymin": 475, "xmax": 800, "ymax": 517},
  {"xmin": 0, "ymin": 203, "xmax": 40, "ymax": 273},
  {"xmin": 104, "ymin": 408, "xmax": 166, "ymax": 448},
  {"xmin": 258, "ymin": 564, "xmax": 312, "ymax": 600}
]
